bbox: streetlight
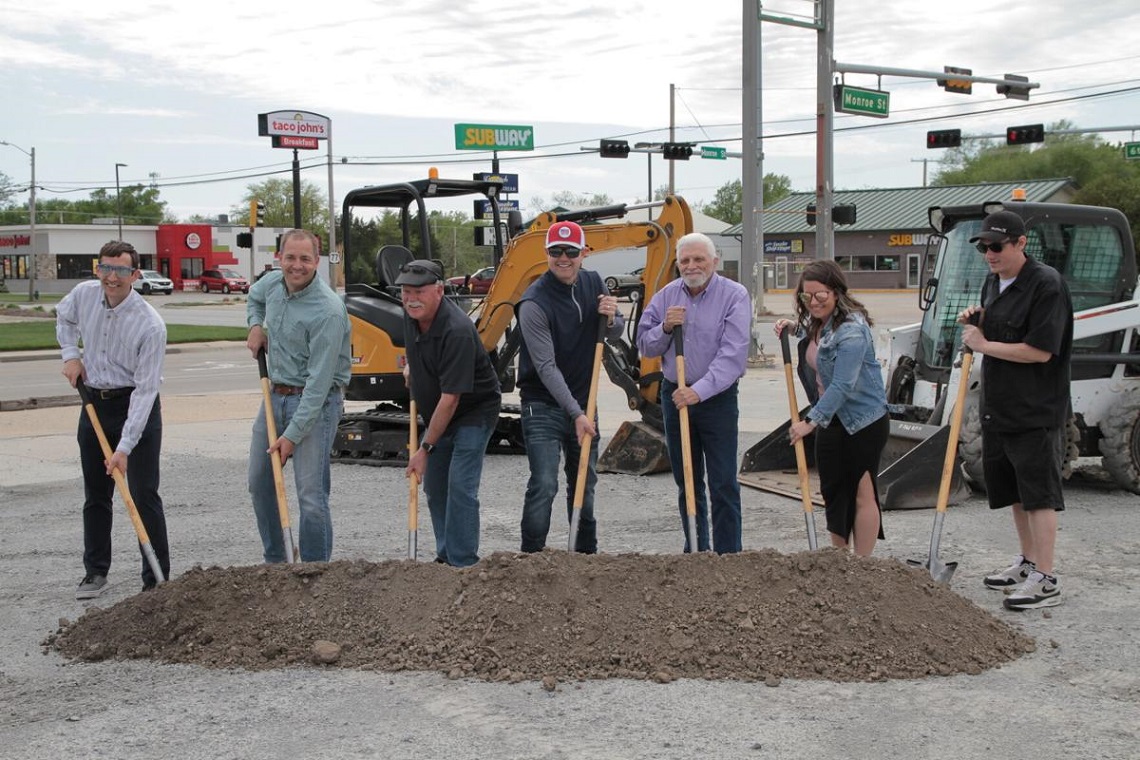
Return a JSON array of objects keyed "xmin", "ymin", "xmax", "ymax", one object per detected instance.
[
  {"xmin": 115, "ymin": 162, "xmax": 128, "ymax": 240},
  {"xmin": 1, "ymin": 140, "xmax": 36, "ymax": 301}
]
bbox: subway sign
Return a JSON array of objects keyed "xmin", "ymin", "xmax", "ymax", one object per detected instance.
[{"xmin": 455, "ymin": 123, "xmax": 534, "ymax": 151}]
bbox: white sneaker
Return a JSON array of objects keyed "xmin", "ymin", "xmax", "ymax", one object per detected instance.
[
  {"xmin": 983, "ymin": 555, "xmax": 1034, "ymax": 590},
  {"xmin": 1004, "ymin": 571, "xmax": 1061, "ymax": 611}
]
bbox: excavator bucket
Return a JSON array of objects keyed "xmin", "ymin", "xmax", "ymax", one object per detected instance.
[
  {"xmin": 737, "ymin": 408, "xmax": 969, "ymax": 511},
  {"xmin": 598, "ymin": 420, "xmax": 672, "ymax": 476}
]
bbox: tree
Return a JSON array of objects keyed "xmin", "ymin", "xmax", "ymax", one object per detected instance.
[
  {"xmin": 0, "ymin": 184, "xmax": 169, "ymax": 226},
  {"xmin": 699, "ymin": 175, "xmax": 793, "ymax": 224},
  {"xmin": 529, "ymin": 190, "xmax": 613, "ymax": 213},
  {"xmin": 233, "ymin": 178, "xmax": 329, "ymax": 237},
  {"xmin": 0, "ymin": 170, "xmax": 13, "ymax": 207}
]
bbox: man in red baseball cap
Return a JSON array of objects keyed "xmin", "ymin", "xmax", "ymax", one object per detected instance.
[{"xmin": 516, "ymin": 220, "xmax": 622, "ymax": 553}]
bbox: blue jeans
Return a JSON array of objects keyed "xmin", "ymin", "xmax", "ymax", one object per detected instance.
[
  {"xmin": 248, "ymin": 390, "xmax": 343, "ymax": 563},
  {"xmin": 78, "ymin": 394, "xmax": 169, "ymax": 587},
  {"xmin": 422, "ymin": 417, "xmax": 496, "ymax": 567},
  {"xmin": 661, "ymin": 380, "xmax": 742, "ymax": 554},
  {"xmin": 520, "ymin": 400, "xmax": 599, "ymax": 554}
]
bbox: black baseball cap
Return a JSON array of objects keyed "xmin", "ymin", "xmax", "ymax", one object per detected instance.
[
  {"xmin": 394, "ymin": 260, "xmax": 444, "ymax": 286},
  {"xmin": 969, "ymin": 210, "xmax": 1026, "ymax": 243}
]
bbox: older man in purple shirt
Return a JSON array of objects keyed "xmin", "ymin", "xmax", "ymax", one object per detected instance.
[{"xmin": 638, "ymin": 232, "xmax": 751, "ymax": 553}]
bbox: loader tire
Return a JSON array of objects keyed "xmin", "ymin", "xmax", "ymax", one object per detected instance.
[
  {"xmin": 1098, "ymin": 385, "xmax": 1140, "ymax": 494},
  {"xmin": 958, "ymin": 388, "xmax": 987, "ymax": 493}
]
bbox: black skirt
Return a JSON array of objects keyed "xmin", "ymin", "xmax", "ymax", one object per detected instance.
[{"xmin": 815, "ymin": 413, "xmax": 889, "ymax": 540}]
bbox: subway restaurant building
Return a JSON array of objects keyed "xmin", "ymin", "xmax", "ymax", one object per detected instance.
[{"xmin": 724, "ymin": 178, "xmax": 1076, "ymax": 291}]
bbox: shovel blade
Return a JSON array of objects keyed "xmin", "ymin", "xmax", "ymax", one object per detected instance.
[{"xmin": 906, "ymin": 557, "xmax": 959, "ymax": 584}]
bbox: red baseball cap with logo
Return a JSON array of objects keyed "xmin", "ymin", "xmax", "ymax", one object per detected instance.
[{"xmin": 545, "ymin": 221, "xmax": 587, "ymax": 251}]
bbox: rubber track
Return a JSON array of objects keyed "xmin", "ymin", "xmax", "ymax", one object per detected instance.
[{"xmin": 332, "ymin": 404, "xmax": 524, "ymax": 467}]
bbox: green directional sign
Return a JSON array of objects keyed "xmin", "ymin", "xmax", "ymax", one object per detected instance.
[
  {"xmin": 1125, "ymin": 142, "xmax": 1140, "ymax": 160},
  {"xmin": 454, "ymin": 123, "xmax": 535, "ymax": 151},
  {"xmin": 834, "ymin": 84, "xmax": 890, "ymax": 118},
  {"xmin": 700, "ymin": 146, "xmax": 727, "ymax": 160}
]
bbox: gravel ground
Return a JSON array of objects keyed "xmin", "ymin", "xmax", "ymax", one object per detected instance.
[{"xmin": 2, "ymin": 388, "xmax": 1139, "ymax": 760}]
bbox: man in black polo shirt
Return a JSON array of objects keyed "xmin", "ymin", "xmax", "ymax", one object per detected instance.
[
  {"xmin": 399, "ymin": 259, "xmax": 501, "ymax": 567},
  {"xmin": 959, "ymin": 210, "xmax": 1073, "ymax": 611}
]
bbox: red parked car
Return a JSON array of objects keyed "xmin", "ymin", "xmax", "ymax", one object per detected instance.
[
  {"xmin": 447, "ymin": 266, "xmax": 495, "ymax": 295},
  {"xmin": 199, "ymin": 268, "xmax": 250, "ymax": 294}
]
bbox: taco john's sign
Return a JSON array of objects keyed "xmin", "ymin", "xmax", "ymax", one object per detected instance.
[
  {"xmin": 0, "ymin": 234, "xmax": 31, "ymax": 249},
  {"xmin": 258, "ymin": 110, "xmax": 330, "ymax": 140}
]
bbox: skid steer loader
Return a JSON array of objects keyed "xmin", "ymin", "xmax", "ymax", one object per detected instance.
[{"xmin": 740, "ymin": 195, "xmax": 1140, "ymax": 509}]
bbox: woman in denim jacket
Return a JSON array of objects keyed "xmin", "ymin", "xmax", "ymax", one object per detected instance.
[{"xmin": 774, "ymin": 260, "xmax": 890, "ymax": 556}]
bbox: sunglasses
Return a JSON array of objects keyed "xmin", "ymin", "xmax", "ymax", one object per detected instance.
[
  {"xmin": 975, "ymin": 240, "xmax": 1010, "ymax": 254},
  {"xmin": 96, "ymin": 263, "xmax": 136, "ymax": 277},
  {"xmin": 798, "ymin": 290, "xmax": 832, "ymax": 305},
  {"xmin": 547, "ymin": 246, "xmax": 582, "ymax": 259}
]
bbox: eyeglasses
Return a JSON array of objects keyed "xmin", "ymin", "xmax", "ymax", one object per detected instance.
[
  {"xmin": 975, "ymin": 240, "xmax": 1010, "ymax": 254},
  {"xmin": 546, "ymin": 246, "xmax": 582, "ymax": 259},
  {"xmin": 798, "ymin": 290, "xmax": 832, "ymax": 305},
  {"xmin": 399, "ymin": 264, "xmax": 441, "ymax": 278},
  {"xmin": 96, "ymin": 263, "xmax": 136, "ymax": 277}
]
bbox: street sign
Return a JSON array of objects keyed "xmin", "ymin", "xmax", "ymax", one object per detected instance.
[
  {"xmin": 700, "ymin": 146, "xmax": 727, "ymax": 160},
  {"xmin": 833, "ymin": 84, "xmax": 890, "ymax": 118},
  {"xmin": 473, "ymin": 172, "xmax": 519, "ymax": 193},
  {"xmin": 454, "ymin": 123, "xmax": 534, "ymax": 151},
  {"xmin": 1125, "ymin": 142, "xmax": 1140, "ymax": 160},
  {"xmin": 473, "ymin": 199, "xmax": 520, "ymax": 220},
  {"xmin": 329, "ymin": 251, "xmax": 341, "ymax": 264},
  {"xmin": 474, "ymin": 224, "xmax": 507, "ymax": 247}
]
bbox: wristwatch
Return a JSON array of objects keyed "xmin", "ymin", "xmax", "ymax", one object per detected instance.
[{"xmin": 420, "ymin": 441, "xmax": 435, "ymax": 455}]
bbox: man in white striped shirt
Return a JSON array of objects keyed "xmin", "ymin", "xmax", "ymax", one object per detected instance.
[{"xmin": 56, "ymin": 240, "xmax": 170, "ymax": 600}]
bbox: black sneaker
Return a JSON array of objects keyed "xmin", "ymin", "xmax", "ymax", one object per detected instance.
[
  {"xmin": 1004, "ymin": 571, "xmax": 1061, "ymax": 611},
  {"xmin": 141, "ymin": 581, "xmax": 157, "ymax": 593},
  {"xmin": 76, "ymin": 574, "xmax": 108, "ymax": 600},
  {"xmin": 983, "ymin": 555, "xmax": 1034, "ymax": 590}
]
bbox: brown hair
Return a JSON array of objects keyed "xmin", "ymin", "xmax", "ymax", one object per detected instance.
[
  {"xmin": 278, "ymin": 229, "xmax": 320, "ymax": 254},
  {"xmin": 99, "ymin": 240, "xmax": 139, "ymax": 269},
  {"xmin": 794, "ymin": 259, "xmax": 872, "ymax": 339}
]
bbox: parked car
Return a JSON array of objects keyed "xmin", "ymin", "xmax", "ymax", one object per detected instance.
[
  {"xmin": 132, "ymin": 269, "xmax": 174, "ymax": 295},
  {"xmin": 199, "ymin": 268, "xmax": 250, "ymax": 294},
  {"xmin": 604, "ymin": 267, "xmax": 644, "ymax": 301},
  {"xmin": 447, "ymin": 266, "xmax": 495, "ymax": 295}
]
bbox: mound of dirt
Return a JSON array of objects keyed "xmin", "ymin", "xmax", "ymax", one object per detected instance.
[{"xmin": 49, "ymin": 549, "xmax": 1035, "ymax": 683}]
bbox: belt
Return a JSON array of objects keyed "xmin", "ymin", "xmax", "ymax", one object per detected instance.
[
  {"xmin": 91, "ymin": 387, "xmax": 135, "ymax": 400},
  {"xmin": 272, "ymin": 384, "xmax": 305, "ymax": 396}
]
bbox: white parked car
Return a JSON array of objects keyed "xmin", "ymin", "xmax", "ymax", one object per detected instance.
[{"xmin": 133, "ymin": 269, "xmax": 174, "ymax": 295}]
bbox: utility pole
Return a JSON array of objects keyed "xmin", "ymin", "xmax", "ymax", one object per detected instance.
[
  {"xmin": 668, "ymin": 83, "xmax": 676, "ymax": 195},
  {"xmin": 115, "ymin": 162, "xmax": 128, "ymax": 241},
  {"xmin": 910, "ymin": 158, "xmax": 930, "ymax": 187},
  {"xmin": 2, "ymin": 141, "xmax": 37, "ymax": 300},
  {"xmin": 742, "ymin": 0, "xmax": 764, "ymax": 328}
]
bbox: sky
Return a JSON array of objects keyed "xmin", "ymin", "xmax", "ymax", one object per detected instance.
[{"xmin": 3, "ymin": 0, "xmax": 1140, "ymax": 225}]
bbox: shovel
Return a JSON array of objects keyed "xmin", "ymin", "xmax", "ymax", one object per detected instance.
[
  {"xmin": 674, "ymin": 325, "xmax": 701, "ymax": 553},
  {"xmin": 908, "ymin": 315, "xmax": 979, "ymax": 583},
  {"xmin": 407, "ymin": 399, "xmax": 419, "ymax": 560},
  {"xmin": 568, "ymin": 318, "xmax": 608, "ymax": 552},
  {"xmin": 256, "ymin": 348, "xmax": 298, "ymax": 563},
  {"xmin": 779, "ymin": 329, "xmax": 819, "ymax": 550},
  {"xmin": 75, "ymin": 380, "xmax": 166, "ymax": 585}
]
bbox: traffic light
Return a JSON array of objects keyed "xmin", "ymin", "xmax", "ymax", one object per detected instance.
[
  {"xmin": 937, "ymin": 66, "xmax": 972, "ymax": 95},
  {"xmin": 833, "ymin": 204, "xmax": 857, "ymax": 225},
  {"xmin": 251, "ymin": 199, "xmax": 266, "ymax": 227},
  {"xmin": 599, "ymin": 139, "xmax": 630, "ymax": 159},
  {"xmin": 662, "ymin": 142, "xmax": 693, "ymax": 161},
  {"xmin": 806, "ymin": 203, "xmax": 816, "ymax": 226},
  {"xmin": 996, "ymin": 73, "xmax": 1030, "ymax": 101},
  {"xmin": 927, "ymin": 129, "xmax": 962, "ymax": 149},
  {"xmin": 1006, "ymin": 124, "xmax": 1045, "ymax": 146},
  {"xmin": 236, "ymin": 232, "xmax": 252, "ymax": 249}
]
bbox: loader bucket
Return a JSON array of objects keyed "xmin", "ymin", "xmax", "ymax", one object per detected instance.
[
  {"xmin": 598, "ymin": 420, "xmax": 672, "ymax": 475},
  {"xmin": 737, "ymin": 409, "xmax": 969, "ymax": 511}
]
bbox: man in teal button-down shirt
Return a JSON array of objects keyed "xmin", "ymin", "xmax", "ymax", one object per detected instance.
[{"xmin": 245, "ymin": 229, "xmax": 351, "ymax": 562}]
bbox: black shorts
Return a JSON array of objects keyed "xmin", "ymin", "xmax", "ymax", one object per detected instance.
[{"xmin": 982, "ymin": 427, "xmax": 1065, "ymax": 511}]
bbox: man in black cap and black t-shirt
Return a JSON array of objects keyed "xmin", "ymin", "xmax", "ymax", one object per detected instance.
[
  {"xmin": 958, "ymin": 210, "xmax": 1072, "ymax": 610},
  {"xmin": 398, "ymin": 259, "xmax": 501, "ymax": 567}
]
